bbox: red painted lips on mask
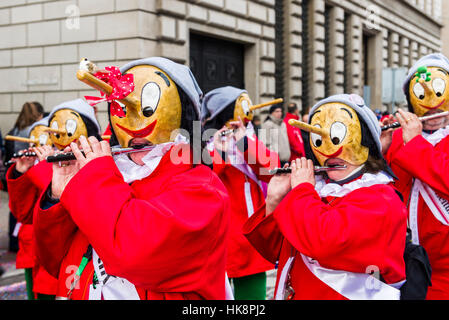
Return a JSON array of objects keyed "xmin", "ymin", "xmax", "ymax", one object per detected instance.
[
  {"xmin": 315, "ymin": 146, "xmax": 343, "ymax": 159},
  {"xmin": 115, "ymin": 120, "xmax": 157, "ymax": 138},
  {"xmin": 420, "ymin": 99, "xmax": 446, "ymax": 110}
]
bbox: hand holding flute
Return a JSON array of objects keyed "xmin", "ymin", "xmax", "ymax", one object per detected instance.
[{"xmin": 266, "ymin": 158, "xmax": 318, "ymax": 216}]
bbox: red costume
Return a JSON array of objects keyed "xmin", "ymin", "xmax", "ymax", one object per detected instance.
[
  {"xmin": 243, "ymin": 178, "xmax": 407, "ymax": 300},
  {"xmin": 386, "ymin": 129, "xmax": 449, "ymax": 299},
  {"xmin": 34, "ymin": 150, "xmax": 230, "ymax": 300},
  {"xmin": 6, "ymin": 161, "xmax": 58, "ymax": 297},
  {"xmin": 283, "ymin": 113, "xmax": 305, "ymax": 162},
  {"xmin": 210, "ymin": 135, "xmax": 278, "ymax": 279}
]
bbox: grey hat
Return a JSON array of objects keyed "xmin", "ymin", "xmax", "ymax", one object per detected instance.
[
  {"xmin": 309, "ymin": 94, "xmax": 382, "ymax": 155},
  {"xmin": 120, "ymin": 57, "xmax": 203, "ymax": 119},
  {"xmin": 26, "ymin": 116, "xmax": 50, "ymax": 137},
  {"xmin": 403, "ymin": 53, "xmax": 449, "ymax": 95},
  {"xmin": 48, "ymin": 99, "xmax": 101, "ymax": 134},
  {"xmin": 201, "ymin": 86, "xmax": 247, "ymax": 123}
]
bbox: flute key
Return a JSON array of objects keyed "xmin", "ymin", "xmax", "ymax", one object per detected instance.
[{"xmin": 269, "ymin": 165, "xmax": 347, "ymax": 175}]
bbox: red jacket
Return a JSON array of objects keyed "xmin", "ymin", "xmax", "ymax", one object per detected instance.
[
  {"xmin": 386, "ymin": 129, "xmax": 449, "ymax": 299},
  {"xmin": 6, "ymin": 161, "xmax": 58, "ymax": 296},
  {"xmin": 283, "ymin": 113, "xmax": 305, "ymax": 162},
  {"xmin": 211, "ymin": 135, "xmax": 278, "ymax": 278},
  {"xmin": 243, "ymin": 181, "xmax": 407, "ymax": 300},
  {"xmin": 34, "ymin": 150, "xmax": 230, "ymax": 300}
]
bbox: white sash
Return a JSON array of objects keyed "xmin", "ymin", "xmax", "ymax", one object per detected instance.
[
  {"xmin": 88, "ymin": 250, "xmax": 140, "ymax": 300},
  {"xmin": 300, "ymin": 254, "xmax": 404, "ymax": 300},
  {"xmin": 409, "ymin": 126, "xmax": 449, "ymax": 245},
  {"xmin": 275, "ymin": 171, "xmax": 403, "ymax": 300},
  {"xmin": 225, "ymin": 273, "xmax": 234, "ymax": 300}
]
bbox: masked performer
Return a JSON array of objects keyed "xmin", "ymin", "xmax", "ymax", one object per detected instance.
[
  {"xmin": 6, "ymin": 100, "xmax": 100, "ymax": 299},
  {"xmin": 33, "ymin": 57, "xmax": 230, "ymax": 300},
  {"xmin": 243, "ymin": 94, "xmax": 407, "ymax": 300},
  {"xmin": 383, "ymin": 53, "xmax": 449, "ymax": 299},
  {"xmin": 202, "ymin": 86, "xmax": 280, "ymax": 300}
]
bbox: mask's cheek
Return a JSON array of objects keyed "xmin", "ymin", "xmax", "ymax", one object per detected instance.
[{"xmin": 340, "ymin": 143, "xmax": 369, "ymax": 166}]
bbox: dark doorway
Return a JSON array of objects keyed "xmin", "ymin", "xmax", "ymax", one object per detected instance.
[{"xmin": 190, "ymin": 33, "xmax": 245, "ymax": 94}]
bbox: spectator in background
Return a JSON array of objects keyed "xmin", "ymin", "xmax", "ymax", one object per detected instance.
[
  {"xmin": 4, "ymin": 101, "xmax": 44, "ymax": 253},
  {"xmin": 260, "ymin": 104, "xmax": 291, "ymax": 166},
  {"xmin": 284, "ymin": 103, "xmax": 306, "ymax": 162},
  {"xmin": 301, "ymin": 109, "xmax": 309, "ymax": 123},
  {"xmin": 252, "ymin": 115, "xmax": 262, "ymax": 137}
]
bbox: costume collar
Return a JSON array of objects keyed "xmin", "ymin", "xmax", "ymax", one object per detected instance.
[
  {"xmin": 315, "ymin": 171, "xmax": 394, "ymax": 198},
  {"xmin": 421, "ymin": 124, "xmax": 449, "ymax": 146},
  {"xmin": 114, "ymin": 134, "xmax": 189, "ymax": 184}
]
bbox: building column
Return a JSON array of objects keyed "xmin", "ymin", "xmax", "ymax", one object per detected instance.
[{"xmin": 328, "ymin": 6, "xmax": 345, "ymax": 95}]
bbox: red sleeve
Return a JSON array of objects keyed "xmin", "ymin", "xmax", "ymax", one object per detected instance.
[
  {"xmin": 244, "ymin": 135, "xmax": 280, "ymax": 183},
  {"xmin": 242, "ymin": 203, "xmax": 283, "ymax": 264},
  {"xmin": 390, "ymin": 134, "xmax": 449, "ymax": 197},
  {"xmin": 33, "ymin": 189, "xmax": 78, "ymax": 278},
  {"xmin": 273, "ymin": 183, "xmax": 407, "ymax": 277},
  {"xmin": 6, "ymin": 164, "xmax": 41, "ymax": 224},
  {"xmin": 286, "ymin": 123, "xmax": 305, "ymax": 158},
  {"xmin": 60, "ymin": 156, "xmax": 229, "ymax": 291}
]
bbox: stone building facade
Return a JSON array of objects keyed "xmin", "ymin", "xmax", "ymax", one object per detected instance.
[
  {"xmin": 280, "ymin": 0, "xmax": 442, "ymax": 113},
  {"xmin": 0, "ymin": 0, "xmax": 443, "ymax": 134}
]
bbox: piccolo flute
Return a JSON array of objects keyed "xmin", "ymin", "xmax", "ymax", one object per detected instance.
[
  {"xmin": 46, "ymin": 145, "xmax": 157, "ymax": 163},
  {"xmin": 12, "ymin": 151, "xmax": 37, "ymax": 158},
  {"xmin": 269, "ymin": 165, "xmax": 347, "ymax": 175},
  {"xmin": 4, "ymin": 151, "xmax": 38, "ymax": 166},
  {"xmin": 381, "ymin": 111, "xmax": 449, "ymax": 131},
  {"xmin": 220, "ymin": 129, "xmax": 234, "ymax": 137}
]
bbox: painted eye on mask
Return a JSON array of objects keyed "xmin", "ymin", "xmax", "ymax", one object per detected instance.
[
  {"xmin": 51, "ymin": 121, "xmax": 60, "ymax": 138},
  {"xmin": 432, "ymin": 78, "xmax": 446, "ymax": 97},
  {"xmin": 330, "ymin": 122, "xmax": 347, "ymax": 145},
  {"xmin": 141, "ymin": 82, "xmax": 161, "ymax": 118},
  {"xmin": 242, "ymin": 100, "xmax": 250, "ymax": 116},
  {"xmin": 311, "ymin": 124, "xmax": 323, "ymax": 147},
  {"xmin": 66, "ymin": 119, "xmax": 77, "ymax": 137},
  {"xmin": 39, "ymin": 134, "xmax": 48, "ymax": 146},
  {"xmin": 413, "ymin": 82, "xmax": 425, "ymax": 100}
]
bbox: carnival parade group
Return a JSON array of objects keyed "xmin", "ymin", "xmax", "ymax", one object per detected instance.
[{"xmin": 5, "ymin": 52, "xmax": 449, "ymax": 301}]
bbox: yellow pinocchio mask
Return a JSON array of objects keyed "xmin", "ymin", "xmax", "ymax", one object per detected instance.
[
  {"xmin": 309, "ymin": 103, "xmax": 369, "ymax": 166},
  {"xmin": 49, "ymin": 109, "xmax": 88, "ymax": 150},
  {"xmin": 29, "ymin": 125, "xmax": 52, "ymax": 147},
  {"xmin": 409, "ymin": 66, "xmax": 449, "ymax": 117},
  {"xmin": 225, "ymin": 93, "xmax": 254, "ymax": 127},
  {"xmin": 110, "ymin": 65, "xmax": 182, "ymax": 147}
]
